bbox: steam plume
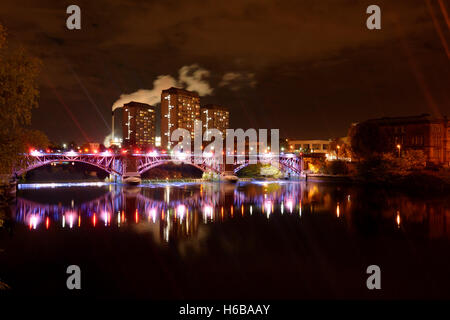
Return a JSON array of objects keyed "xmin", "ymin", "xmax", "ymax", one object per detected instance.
[
  {"xmin": 112, "ymin": 75, "xmax": 177, "ymax": 111},
  {"xmin": 111, "ymin": 64, "xmax": 212, "ymax": 111}
]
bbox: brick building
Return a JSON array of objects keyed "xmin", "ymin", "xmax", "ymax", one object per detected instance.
[
  {"xmin": 161, "ymin": 87, "xmax": 200, "ymax": 150},
  {"xmin": 122, "ymin": 101, "xmax": 156, "ymax": 148},
  {"xmin": 201, "ymin": 104, "xmax": 229, "ymax": 138},
  {"xmin": 365, "ymin": 114, "xmax": 449, "ymax": 165}
]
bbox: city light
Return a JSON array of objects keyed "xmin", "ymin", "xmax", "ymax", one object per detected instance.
[
  {"xmin": 286, "ymin": 199, "xmax": 293, "ymax": 213},
  {"xmin": 177, "ymin": 204, "xmax": 186, "ymax": 220},
  {"xmin": 65, "ymin": 150, "xmax": 78, "ymax": 156},
  {"xmin": 29, "ymin": 215, "xmax": 39, "ymax": 230},
  {"xmin": 175, "ymin": 152, "xmax": 187, "ymax": 160},
  {"xmin": 147, "ymin": 151, "xmax": 158, "ymax": 157},
  {"xmin": 30, "ymin": 149, "xmax": 42, "ymax": 157},
  {"xmin": 149, "ymin": 208, "xmax": 157, "ymax": 223},
  {"xmin": 203, "ymin": 205, "xmax": 214, "ymax": 220}
]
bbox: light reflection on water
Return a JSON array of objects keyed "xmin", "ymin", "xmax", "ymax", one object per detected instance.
[
  {"xmin": 4, "ymin": 180, "xmax": 450, "ymax": 299},
  {"xmin": 13, "ymin": 181, "xmax": 450, "ymax": 243}
]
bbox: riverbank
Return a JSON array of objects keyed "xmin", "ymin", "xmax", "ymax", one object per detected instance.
[
  {"xmin": 0, "ymin": 179, "xmax": 16, "ymax": 205},
  {"xmin": 11, "ymin": 171, "xmax": 450, "ymax": 197},
  {"xmin": 304, "ymin": 171, "xmax": 450, "ymax": 197}
]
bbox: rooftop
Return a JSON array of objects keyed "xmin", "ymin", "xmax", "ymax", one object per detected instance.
[
  {"xmin": 365, "ymin": 113, "xmax": 448, "ymax": 125},
  {"xmin": 202, "ymin": 104, "xmax": 228, "ymax": 111},
  {"xmin": 123, "ymin": 101, "xmax": 154, "ymax": 109},
  {"xmin": 161, "ymin": 87, "xmax": 199, "ymax": 97}
]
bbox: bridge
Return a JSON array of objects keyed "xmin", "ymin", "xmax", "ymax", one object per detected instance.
[{"xmin": 14, "ymin": 150, "xmax": 304, "ymax": 180}]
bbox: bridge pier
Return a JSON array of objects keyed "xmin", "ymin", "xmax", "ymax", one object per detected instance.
[{"xmin": 109, "ymin": 174, "xmax": 121, "ymax": 183}]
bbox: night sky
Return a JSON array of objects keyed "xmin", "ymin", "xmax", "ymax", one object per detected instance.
[{"xmin": 1, "ymin": 0, "xmax": 449, "ymax": 144}]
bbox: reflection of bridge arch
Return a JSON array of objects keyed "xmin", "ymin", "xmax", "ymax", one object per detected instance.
[
  {"xmin": 15, "ymin": 190, "xmax": 121, "ymax": 222},
  {"xmin": 136, "ymin": 184, "xmax": 222, "ymax": 208}
]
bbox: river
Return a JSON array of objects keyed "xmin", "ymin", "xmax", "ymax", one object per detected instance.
[{"xmin": 1, "ymin": 181, "xmax": 450, "ymax": 299}]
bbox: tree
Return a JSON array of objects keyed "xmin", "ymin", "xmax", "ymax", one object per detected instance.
[
  {"xmin": 329, "ymin": 137, "xmax": 352, "ymax": 160},
  {"xmin": 237, "ymin": 163, "xmax": 263, "ymax": 177},
  {"xmin": 382, "ymin": 150, "xmax": 426, "ymax": 176},
  {"xmin": 0, "ymin": 24, "xmax": 48, "ymax": 174},
  {"xmin": 326, "ymin": 160, "xmax": 349, "ymax": 175},
  {"xmin": 260, "ymin": 164, "xmax": 283, "ymax": 178},
  {"xmin": 279, "ymin": 137, "xmax": 289, "ymax": 152},
  {"xmin": 349, "ymin": 121, "xmax": 391, "ymax": 160}
]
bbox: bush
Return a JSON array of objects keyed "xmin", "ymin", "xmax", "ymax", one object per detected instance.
[
  {"xmin": 202, "ymin": 171, "xmax": 219, "ymax": 180},
  {"xmin": 381, "ymin": 150, "xmax": 426, "ymax": 175},
  {"xmin": 306, "ymin": 158, "xmax": 326, "ymax": 173},
  {"xmin": 326, "ymin": 160, "xmax": 349, "ymax": 175},
  {"xmin": 260, "ymin": 164, "xmax": 284, "ymax": 179}
]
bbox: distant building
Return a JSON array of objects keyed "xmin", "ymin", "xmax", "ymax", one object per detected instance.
[
  {"xmin": 88, "ymin": 143, "xmax": 100, "ymax": 151},
  {"xmin": 201, "ymin": 104, "xmax": 229, "ymax": 138},
  {"xmin": 286, "ymin": 139, "xmax": 331, "ymax": 154},
  {"xmin": 364, "ymin": 114, "xmax": 449, "ymax": 165},
  {"xmin": 161, "ymin": 87, "xmax": 201, "ymax": 150},
  {"xmin": 122, "ymin": 101, "xmax": 156, "ymax": 148},
  {"xmin": 155, "ymin": 136, "xmax": 161, "ymax": 147}
]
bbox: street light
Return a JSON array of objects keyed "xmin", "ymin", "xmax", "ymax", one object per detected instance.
[
  {"xmin": 337, "ymin": 145, "xmax": 340, "ymax": 160},
  {"xmin": 396, "ymin": 144, "xmax": 401, "ymax": 157}
]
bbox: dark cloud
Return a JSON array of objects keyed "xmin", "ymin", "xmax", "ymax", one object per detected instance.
[{"xmin": 0, "ymin": 0, "xmax": 449, "ymax": 143}]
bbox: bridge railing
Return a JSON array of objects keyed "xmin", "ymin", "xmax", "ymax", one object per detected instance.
[{"xmin": 16, "ymin": 152, "xmax": 303, "ymax": 177}]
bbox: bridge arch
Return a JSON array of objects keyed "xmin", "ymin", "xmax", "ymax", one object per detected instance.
[
  {"xmin": 233, "ymin": 159, "xmax": 302, "ymax": 175},
  {"xmin": 138, "ymin": 159, "xmax": 221, "ymax": 176},
  {"xmin": 15, "ymin": 159, "xmax": 120, "ymax": 177}
]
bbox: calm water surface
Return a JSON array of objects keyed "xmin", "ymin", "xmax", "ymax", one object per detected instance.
[{"xmin": 1, "ymin": 181, "xmax": 450, "ymax": 299}]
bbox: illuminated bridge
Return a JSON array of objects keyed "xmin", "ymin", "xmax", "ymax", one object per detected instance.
[{"xmin": 14, "ymin": 150, "xmax": 304, "ymax": 180}]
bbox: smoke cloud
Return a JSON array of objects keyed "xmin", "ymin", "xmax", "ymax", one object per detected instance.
[
  {"xmin": 219, "ymin": 72, "xmax": 256, "ymax": 91},
  {"xmin": 111, "ymin": 64, "xmax": 213, "ymax": 111},
  {"xmin": 112, "ymin": 75, "xmax": 178, "ymax": 111},
  {"xmin": 178, "ymin": 64, "xmax": 213, "ymax": 96}
]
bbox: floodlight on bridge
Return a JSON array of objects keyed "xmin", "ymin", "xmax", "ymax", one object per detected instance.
[
  {"xmin": 65, "ymin": 150, "xmax": 78, "ymax": 157},
  {"xmin": 175, "ymin": 152, "xmax": 188, "ymax": 160},
  {"xmin": 146, "ymin": 151, "xmax": 158, "ymax": 157},
  {"xmin": 30, "ymin": 149, "xmax": 42, "ymax": 157}
]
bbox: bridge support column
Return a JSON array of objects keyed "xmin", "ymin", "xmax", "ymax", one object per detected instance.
[{"xmin": 109, "ymin": 174, "xmax": 122, "ymax": 183}]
